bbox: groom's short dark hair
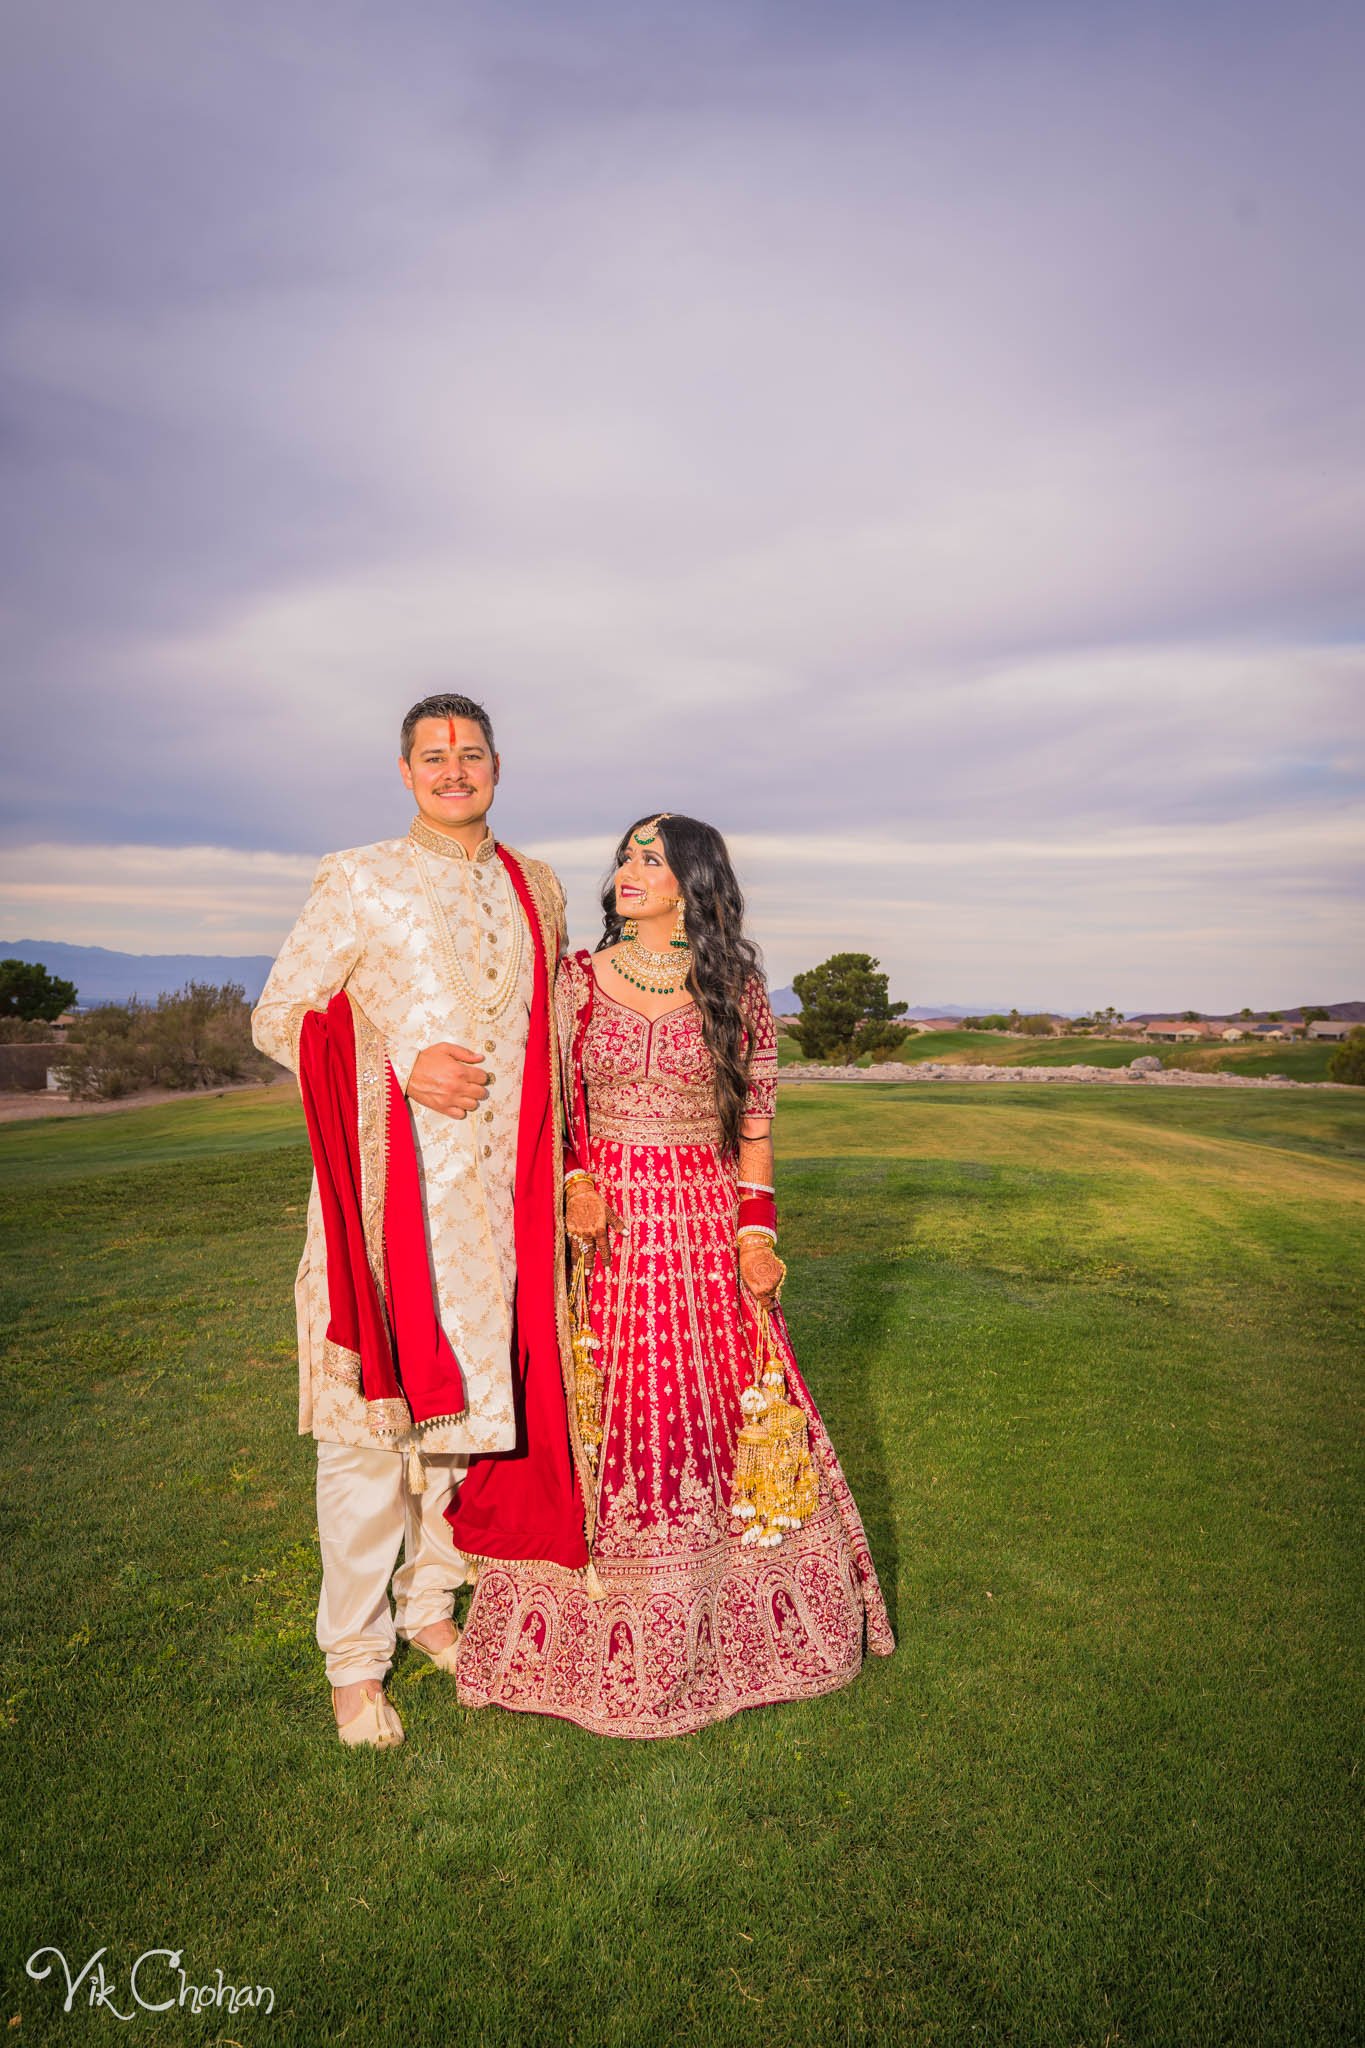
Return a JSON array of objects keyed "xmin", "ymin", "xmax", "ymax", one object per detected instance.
[{"xmin": 401, "ymin": 693, "xmax": 496, "ymax": 760}]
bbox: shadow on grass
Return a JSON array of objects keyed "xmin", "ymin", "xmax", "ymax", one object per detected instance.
[{"xmin": 776, "ymin": 1161, "xmax": 924, "ymax": 1641}]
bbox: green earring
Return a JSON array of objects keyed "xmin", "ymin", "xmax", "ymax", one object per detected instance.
[{"xmin": 670, "ymin": 899, "xmax": 688, "ymax": 950}]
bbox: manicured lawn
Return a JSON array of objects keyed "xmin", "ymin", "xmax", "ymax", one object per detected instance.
[{"xmin": 2, "ymin": 1082, "xmax": 1361, "ymax": 2045}]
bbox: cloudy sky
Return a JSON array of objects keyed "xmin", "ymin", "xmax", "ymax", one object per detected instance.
[{"xmin": 1, "ymin": 0, "xmax": 1361, "ymax": 1012}]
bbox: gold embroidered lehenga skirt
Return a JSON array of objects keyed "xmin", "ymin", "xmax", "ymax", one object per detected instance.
[{"xmin": 456, "ymin": 1133, "xmax": 894, "ymax": 1737}]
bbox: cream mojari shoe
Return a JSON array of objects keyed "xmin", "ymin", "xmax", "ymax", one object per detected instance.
[
  {"xmin": 333, "ymin": 1685, "xmax": 405, "ymax": 1749},
  {"xmin": 408, "ymin": 1626, "xmax": 461, "ymax": 1675}
]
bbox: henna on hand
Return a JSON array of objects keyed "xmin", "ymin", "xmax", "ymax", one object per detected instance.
[
  {"xmin": 739, "ymin": 1236, "xmax": 786, "ymax": 1307},
  {"xmin": 565, "ymin": 1177, "xmax": 611, "ymax": 1259}
]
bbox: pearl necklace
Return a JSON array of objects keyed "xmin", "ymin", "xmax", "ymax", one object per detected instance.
[
  {"xmin": 612, "ymin": 934, "xmax": 693, "ymax": 998},
  {"xmin": 412, "ymin": 846, "xmax": 525, "ymax": 1025}
]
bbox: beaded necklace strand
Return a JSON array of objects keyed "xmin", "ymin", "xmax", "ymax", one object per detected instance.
[
  {"xmin": 611, "ymin": 934, "xmax": 693, "ymax": 998},
  {"xmin": 412, "ymin": 846, "xmax": 525, "ymax": 1025}
]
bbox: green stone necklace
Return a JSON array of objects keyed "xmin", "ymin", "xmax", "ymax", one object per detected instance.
[{"xmin": 612, "ymin": 935, "xmax": 693, "ymax": 998}]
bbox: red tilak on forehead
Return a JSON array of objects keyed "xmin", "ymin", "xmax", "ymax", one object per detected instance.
[{"xmin": 448, "ymin": 716, "xmax": 457, "ymax": 746}]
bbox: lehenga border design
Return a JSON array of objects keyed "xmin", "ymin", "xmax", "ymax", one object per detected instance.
[{"xmin": 456, "ymin": 1492, "xmax": 874, "ymax": 1739}]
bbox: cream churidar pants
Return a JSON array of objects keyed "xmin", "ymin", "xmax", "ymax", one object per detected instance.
[{"xmin": 315, "ymin": 1441, "xmax": 472, "ymax": 1684}]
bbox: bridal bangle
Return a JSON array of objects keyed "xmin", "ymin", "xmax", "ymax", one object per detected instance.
[{"xmin": 737, "ymin": 1187, "xmax": 777, "ymax": 1236}]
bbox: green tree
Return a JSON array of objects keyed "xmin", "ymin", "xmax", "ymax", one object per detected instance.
[
  {"xmin": 1327, "ymin": 1028, "xmax": 1365, "ymax": 1087},
  {"xmin": 1181, "ymin": 1010, "xmax": 1202, "ymax": 1023},
  {"xmin": 1238, "ymin": 1006, "xmax": 1254, "ymax": 1020},
  {"xmin": 1084, "ymin": 1006, "xmax": 1123, "ymax": 1033},
  {"xmin": 788, "ymin": 953, "xmax": 909, "ymax": 1064},
  {"xmin": 0, "ymin": 958, "xmax": 77, "ymax": 1022}
]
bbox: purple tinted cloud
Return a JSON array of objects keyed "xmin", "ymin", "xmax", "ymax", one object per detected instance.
[{"xmin": 0, "ymin": 1, "xmax": 1361, "ymax": 1004}]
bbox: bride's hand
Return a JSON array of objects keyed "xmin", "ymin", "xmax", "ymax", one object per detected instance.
[
  {"xmin": 565, "ymin": 1175, "xmax": 611, "ymax": 1260},
  {"xmin": 739, "ymin": 1235, "xmax": 786, "ymax": 1308}
]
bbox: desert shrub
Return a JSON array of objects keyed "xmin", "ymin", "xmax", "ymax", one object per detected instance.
[
  {"xmin": 1327, "ymin": 1028, "xmax": 1365, "ymax": 1086},
  {"xmin": 62, "ymin": 982, "xmax": 272, "ymax": 1100},
  {"xmin": 0, "ymin": 1017, "xmax": 58, "ymax": 1044}
]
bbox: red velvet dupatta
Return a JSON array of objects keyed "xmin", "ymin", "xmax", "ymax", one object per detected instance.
[
  {"xmin": 444, "ymin": 848, "xmax": 590, "ymax": 1571},
  {"xmin": 297, "ymin": 991, "xmax": 465, "ymax": 1436}
]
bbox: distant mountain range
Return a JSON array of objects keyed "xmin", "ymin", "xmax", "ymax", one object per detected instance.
[
  {"xmin": 1, "ymin": 940, "xmax": 276, "ymax": 1006},
  {"xmin": 1126, "ymin": 1002, "xmax": 1365, "ymax": 1024},
  {"xmin": 5, "ymin": 943, "xmax": 1360, "ymax": 1024}
]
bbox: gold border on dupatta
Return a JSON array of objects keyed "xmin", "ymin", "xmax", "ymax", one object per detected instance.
[
  {"xmin": 501, "ymin": 846, "xmax": 598, "ymax": 1548},
  {"xmin": 347, "ymin": 991, "xmax": 407, "ymax": 1440},
  {"xmin": 320, "ymin": 1336, "xmax": 362, "ymax": 1388},
  {"xmin": 348, "ymin": 992, "xmax": 390, "ymax": 1307}
]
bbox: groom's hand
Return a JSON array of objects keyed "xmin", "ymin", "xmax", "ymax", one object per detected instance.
[{"xmin": 406, "ymin": 1042, "xmax": 489, "ymax": 1117}]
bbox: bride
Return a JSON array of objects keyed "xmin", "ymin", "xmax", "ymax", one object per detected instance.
[{"xmin": 456, "ymin": 813, "xmax": 893, "ymax": 1736}]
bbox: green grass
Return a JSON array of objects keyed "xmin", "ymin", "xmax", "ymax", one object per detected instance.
[{"xmin": 2, "ymin": 1083, "xmax": 1362, "ymax": 2046}]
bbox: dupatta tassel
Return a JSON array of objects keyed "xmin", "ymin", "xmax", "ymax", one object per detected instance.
[
  {"xmin": 569, "ymin": 1249, "xmax": 605, "ymax": 1471},
  {"xmin": 582, "ymin": 1559, "xmax": 609, "ymax": 1601},
  {"xmin": 406, "ymin": 1445, "xmax": 430, "ymax": 1495},
  {"xmin": 730, "ymin": 1305, "xmax": 819, "ymax": 1547}
]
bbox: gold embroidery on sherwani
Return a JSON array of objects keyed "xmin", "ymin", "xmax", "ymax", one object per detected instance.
[
  {"xmin": 253, "ymin": 834, "xmax": 569, "ymax": 1458},
  {"xmin": 285, "ymin": 1001, "xmax": 313, "ymax": 1072},
  {"xmin": 408, "ymin": 816, "xmax": 499, "ymax": 863}
]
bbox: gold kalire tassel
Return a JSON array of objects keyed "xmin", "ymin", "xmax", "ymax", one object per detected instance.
[
  {"xmin": 569, "ymin": 1248, "xmax": 604, "ymax": 1471},
  {"xmin": 730, "ymin": 1304, "xmax": 819, "ymax": 1546}
]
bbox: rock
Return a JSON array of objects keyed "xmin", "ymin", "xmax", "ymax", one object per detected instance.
[{"xmin": 1128, "ymin": 1055, "xmax": 1164, "ymax": 1075}]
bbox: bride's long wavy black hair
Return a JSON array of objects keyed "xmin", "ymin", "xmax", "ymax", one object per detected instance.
[{"xmin": 597, "ymin": 813, "xmax": 765, "ymax": 1156}]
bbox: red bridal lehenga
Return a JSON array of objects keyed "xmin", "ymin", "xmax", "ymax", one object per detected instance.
[{"xmin": 455, "ymin": 953, "xmax": 894, "ymax": 1737}]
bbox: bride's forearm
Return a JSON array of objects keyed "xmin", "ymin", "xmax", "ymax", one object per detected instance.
[{"xmin": 737, "ymin": 1127, "xmax": 774, "ymax": 1192}]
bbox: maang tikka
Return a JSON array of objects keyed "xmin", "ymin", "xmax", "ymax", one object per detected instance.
[{"xmin": 622, "ymin": 813, "xmax": 673, "ymax": 942}]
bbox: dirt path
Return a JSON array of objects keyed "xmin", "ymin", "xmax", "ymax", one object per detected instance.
[{"xmin": 0, "ymin": 1077, "xmax": 290, "ymax": 1124}]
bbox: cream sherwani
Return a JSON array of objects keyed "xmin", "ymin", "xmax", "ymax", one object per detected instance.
[{"xmin": 251, "ymin": 816, "xmax": 566, "ymax": 1683}]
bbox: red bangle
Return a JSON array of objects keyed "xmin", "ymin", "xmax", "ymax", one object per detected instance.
[{"xmin": 737, "ymin": 1191, "xmax": 777, "ymax": 1233}]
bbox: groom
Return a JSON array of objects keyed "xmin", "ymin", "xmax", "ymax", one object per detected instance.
[{"xmin": 253, "ymin": 693, "xmax": 589, "ymax": 1747}]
